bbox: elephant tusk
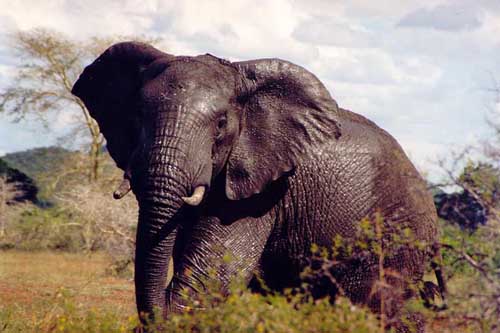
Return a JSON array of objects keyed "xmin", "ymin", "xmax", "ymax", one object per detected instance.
[
  {"xmin": 182, "ymin": 186, "xmax": 205, "ymax": 206},
  {"xmin": 113, "ymin": 177, "xmax": 131, "ymax": 200}
]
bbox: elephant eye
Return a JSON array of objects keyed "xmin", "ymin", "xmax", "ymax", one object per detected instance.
[
  {"xmin": 216, "ymin": 115, "xmax": 227, "ymax": 130},
  {"xmin": 215, "ymin": 114, "xmax": 227, "ymax": 140}
]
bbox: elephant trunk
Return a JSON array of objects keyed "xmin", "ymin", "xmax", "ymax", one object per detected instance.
[
  {"xmin": 135, "ymin": 205, "xmax": 178, "ymax": 319},
  {"xmin": 134, "ymin": 112, "xmax": 213, "ymax": 321},
  {"xmin": 134, "ymin": 143, "xmax": 190, "ymax": 320}
]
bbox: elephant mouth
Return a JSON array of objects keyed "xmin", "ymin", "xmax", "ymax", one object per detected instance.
[{"xmin": 112, "ymin": 162, "xmax": 209, "ymax": 207}]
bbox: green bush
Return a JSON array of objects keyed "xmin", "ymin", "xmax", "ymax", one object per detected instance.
[
  {"xmin": 159, "ymin": 292, "xmax": 379, "ymax": 333},
  {"xmin": 0, "ymin": 205, "xmax": 86, "ymax": 252},
  {"xmin": 430, "ymin": 218, "xmax": 500, "ymax": 333}
]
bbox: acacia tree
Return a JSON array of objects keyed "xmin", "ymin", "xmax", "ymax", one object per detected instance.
[{"xmin": 0, "ymin": 28, "xmax": 159, "ymax": 182}]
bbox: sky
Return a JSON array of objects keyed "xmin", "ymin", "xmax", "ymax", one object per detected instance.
[{"xmin": 1, "ymin": 0, "xmax": 500, "ymax": 177}]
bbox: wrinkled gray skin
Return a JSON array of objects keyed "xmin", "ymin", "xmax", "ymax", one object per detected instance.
[{"xmin": 72, "ymin": 42, "xmax": 440, "ymax": 331}]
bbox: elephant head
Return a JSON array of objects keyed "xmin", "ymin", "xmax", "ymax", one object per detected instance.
[{"xmin": 72, "ymin": 42, "xmax": 341, "ymax": 317}]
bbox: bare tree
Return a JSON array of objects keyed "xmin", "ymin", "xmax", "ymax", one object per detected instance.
[
  {"xmin": 0, "ymin": 28, "xmax": 160, "ymax": 182},
  {"xmin": 55, "ymin": 178, "xmax": 138, "ymax": 270}
]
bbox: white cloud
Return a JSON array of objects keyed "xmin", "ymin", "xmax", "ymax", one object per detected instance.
[
  {"xmin": 398, "ymin": 3, "xmax": 483, "ymax": 31},
  {"xmin": 312, "ymin": 47, "xmax": 442, "ymax": 87},
  {"xmin": 400, "ymin": 140, "xmax": 446, "ymax": 166},
  {"xmin": 154, "ymin": 0, "xmax": 316, "ymax": 64},
  {"xmin": 293, "ymin": 17, "xmax": 377, "ymax": 48},
  {"xmin": 472, "ymin": 10, "xmax": 500, "ymax": 46},
  {"xmin": 0, "ymin": 0, "xmax": 165, "ymax": 40},
  {"xmin": 0, "ymin": 0, "xmax": 498, "ymax": 171},
  {"xmin": 291, "ymin": 0, "xmax": 442, "ymax": 20}
]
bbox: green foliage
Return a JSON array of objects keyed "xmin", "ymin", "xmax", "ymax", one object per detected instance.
[
  {"xmin": 0, "ymin": 205, "xmax": 85, "ymax": 251},
  {"xmin": 434, "ymin": 217, "xmax": 500, "ymax": 332},
  {"xmin": 430, "ymin": 151, "xmax": 500, "ymax": 331},
  {"xmin": 459, "ymin": 162, "xmax": 500, "ymax": 205},
  {"xmin": 147, "ymin": 263, "xmax": 378, "ymax": 332},
  {"xmin": 157, "ymin": 292, "xmax": 378, "ymax": 333}
]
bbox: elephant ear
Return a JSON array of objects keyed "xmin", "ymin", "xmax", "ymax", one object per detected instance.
[
  {"xmin": 71, "ymin": 41, "xmax": 173, "ymax": 170},
  {"xmin": 226, "ymin": 59, "xmax": 342, "ymax": 200}
]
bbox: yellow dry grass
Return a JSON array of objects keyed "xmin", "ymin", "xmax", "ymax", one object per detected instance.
[{"xmin": 0, "ymin": 250, "xmax": 135, "ymax": 321}]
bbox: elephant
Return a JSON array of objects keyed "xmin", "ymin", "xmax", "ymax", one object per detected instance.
[{"xmin": 72, "ymin": 42, "xmax": 445, "ymax": 332}]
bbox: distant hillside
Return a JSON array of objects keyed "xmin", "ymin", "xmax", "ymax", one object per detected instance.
[
  {"xmin": 0, "ymin": 158, "xmax": 38, "ymax": 204},
  {"xmin": 2, "ymin": 147, "xmax": 81, "ymax": 202},
  {"xmin": 2, "ymin": 147, "xmax": 75, "ymax": 181},
  {"xmin": 2, "ymin": 146, "xmax": 120, "ymax": 202}
]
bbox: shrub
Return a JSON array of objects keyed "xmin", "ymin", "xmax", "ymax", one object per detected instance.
[
  {"xmin": 0, "ymin": 205, "xmax": 84, "ymax": 251},
  {"xmin": 432, "ymin": 218, "xmax": 500, "ymax": 332},
  {"xmin": 159, "ymin": 291, "xmax": 379, "ymax": 333}
]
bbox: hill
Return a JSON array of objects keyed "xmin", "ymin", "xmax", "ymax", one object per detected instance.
[
  {"xmin": 2, "ymin": 146, "xmax": 75, "ymax": 181},
  {"xmin": 0, "ymin": 158, "xmax": 38, "ymax": 204},
  {"xmin": 2, "ymin": 146, "xmax": 121, "ymax": 203},
  {"xmin": 2, "ymin": 146, "xmax": 81, "ymax": 202}
]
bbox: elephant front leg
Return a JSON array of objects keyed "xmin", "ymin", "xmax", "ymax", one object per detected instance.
[{"xmin": 165, "ymin": 214, "xmax": 275, "ymax": 314}]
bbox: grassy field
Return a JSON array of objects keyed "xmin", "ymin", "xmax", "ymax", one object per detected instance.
[
  {"xmin": 0, "ymin": 251, "xmax": 137, "ymax": 332},
  {"xmin": 0, "ymin": 250, "xmax": 489, "ymax": 333},
  {"xmin": 0, "ymin": 251, "xmax": 380, "ymax": 333}
]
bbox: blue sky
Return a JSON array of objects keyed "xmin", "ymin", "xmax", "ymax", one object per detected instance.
[{"xmin": 1, "ymin": 0, "xmax": 500, "ymax": 176}]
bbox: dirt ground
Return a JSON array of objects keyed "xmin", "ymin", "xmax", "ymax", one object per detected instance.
[{"xmin": 0, "ymin": 251, "xmax": 135, "ymax": 321}]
